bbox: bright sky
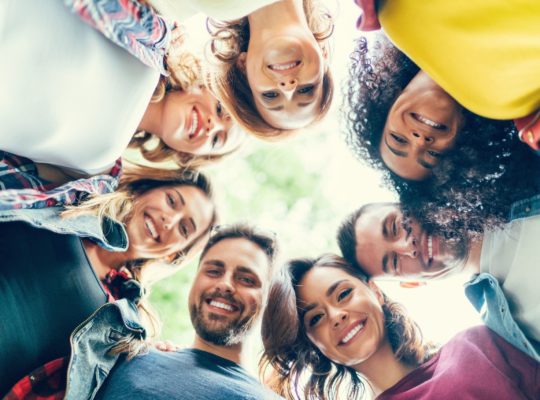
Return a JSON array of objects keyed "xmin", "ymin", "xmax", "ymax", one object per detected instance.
[{"xmin": 181, "ymin": 0, "xmax": 482, "ymax": 356}]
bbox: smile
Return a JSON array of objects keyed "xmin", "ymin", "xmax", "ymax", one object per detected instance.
[
  {"xmin": 268, "ymin": 60, "xmax": 301, "ymax": 72},
  {"xmin": 206, "ymin": 298, "xmax": 239, "ymax": 313},
  {"xmin": 412, "ymin": 113, "xmax": 446, "ymax": 130},
  {"xmin": 188, "ymin": 107, "xmax": 203, "ymax": 140},
  {"xmin": 339, "ymin": 319, "xmax": 366, "ymax": 346},
  {"xmin": 144, "ymin": 214, "xmax": 160, "ymax": 242}
]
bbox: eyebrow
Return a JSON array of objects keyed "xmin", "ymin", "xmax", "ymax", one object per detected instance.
[
  {"xmin": 176, "ymin": 190, "xmax": 186, "ymax": 206},
  {"xmin": 298, "ymin": 101, "xmax": 315, "ymax": 108},
  {"xmin": 267, "ymin": 105, "xmax": 284, "ymax": 111},
  {"xmin": 203, "ymin": 260, "xmax": 225, "ymax": 268},
  {"xmin": 417, "ymin": 158, "xmax": 434, "ymax": 169}
]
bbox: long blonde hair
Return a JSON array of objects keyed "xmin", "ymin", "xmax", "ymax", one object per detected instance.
[
  {"xmin": 206, "ymin": 0, "xmax": 335, "ymax": 139},
  {"xmin": 129, "ymin": 27, "xmax": 238, "ymax": 168}
]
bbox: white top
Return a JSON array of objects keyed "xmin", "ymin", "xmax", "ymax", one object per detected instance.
[
  {"xmin": 149, "ymin": 0, "xmax": 279, "ymax": 22},
  {"xmin": 0, "ymin": 0, "xmax": 159, "ymax": 174},
  {"xmin": 480, "ymin": 214, "xmax": 540, "ymax": 342}
]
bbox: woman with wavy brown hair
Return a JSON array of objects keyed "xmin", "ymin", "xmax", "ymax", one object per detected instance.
[
  {"xmin": 261, "ymin": 254, "xmax": 539, "ymax": 399},
  {"xmin": 207, "ymin": 0, "xmax": 335, "ymax": 139}
]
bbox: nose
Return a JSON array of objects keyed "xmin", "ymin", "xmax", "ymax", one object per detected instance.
[
  {"xmin": 278, "ymin": 77, "xmax": 298, "ymax": 101},
  {"xmin": 411, "ymin": 131, "xmax": 434, "ymax": 145},
  {"xmin": 394, "ymin": 235, "xmax": 418, "ymax": 258},
  {"xmin": 330, "ymin": 307, "xmax": 348, "ymax": 329},
  {"xmin": 215, "ymin": 272, "xmax": 235, "ymax": 294},
  {"xmin": 161, "ymin": 212, "xmax": 182, "ymax": 231}
]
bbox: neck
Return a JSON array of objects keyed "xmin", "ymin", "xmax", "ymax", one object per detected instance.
[
  {"xmin": 138, "ymin": 98, "xmax": 164, "ymax": 139},
  {"xmin": 354, "ymin": 341, "xmax": 417, "ymax": 396},
  {"xmin": 462, "ymin": 237, "xmax": 484, "ymax": 275},
  {"xmin": 191, "ymin": 335, "xmax": 244, "ymax": 366},
  {"xmin": 82, "ymin": 239, "xmax": 130, "ymax": 279},
  {"xmin": 248, "ymin": 0, "xmax": 308, "ymax": 36}
]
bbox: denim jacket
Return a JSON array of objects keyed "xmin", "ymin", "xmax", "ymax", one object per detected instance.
[
  {"xmin": 0, "ymin": 206, "xmax": 128, "ymax": 252},
  {"xmin": 64, "ymin": 299, "xmax": 146, "ymax": 400},
  {"xmin": 463, "ymin": 194, "xmax": 540, "ymax": 362}
]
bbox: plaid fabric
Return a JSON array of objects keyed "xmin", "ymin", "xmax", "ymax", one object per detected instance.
[
  {"xmin": 0, "ymin": 151, "xmax": 121, "ymax": 211},
  {"xmin": 4, "ymin": 358, "xmax": 68, "ymax": 400},
  {"xmin": 3, "ymin": 272, "xmax": 138, "ymax": 399},
  {"xmin": 64, "ymin": 0, "xmax": 172, "ymax": 75}
]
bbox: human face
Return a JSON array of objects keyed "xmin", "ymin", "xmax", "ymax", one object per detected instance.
[
  {"xmin": 160, "ymin": 87, "xmax": 244, "ymax": 156},
  {"xmin": 380, "ymin": 71, "xmax": 465, "ymax": 180},
  {"xmin": 354, "ymin": 204, "xmax": 469, "ymax": 280},
  {"xmin": 188, "ymin": 238, "xmax": 270, "ymax": 346},
  {"xmin": 298, "ymin": 267, "xmax": 386, "ymax": 367},
  {"xmin": 125, "ymin": 185, "xmax": 214, "ymax": 260},
  {"xmin": 244, "ymin": 26, "xmax": 327, "ymax": 130}
]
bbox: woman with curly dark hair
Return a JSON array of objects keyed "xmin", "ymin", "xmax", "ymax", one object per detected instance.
[
  {"xmin": 343, "ymin": 33, "xmax": 540, "ymax": 237},
  {"xmin": 261, "ymin": 254, "xmax": 540, "ymax": 399}
]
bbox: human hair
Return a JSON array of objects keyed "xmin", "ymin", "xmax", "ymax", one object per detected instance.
[
  {"xmin": 129, "ymin": 27, "xmax": 241, "ymax": 168},
  {"xmin": 343, "ymin": 33, "xmax": 540, "ymax": 238},
  {"xmin": 261, "ymin": 254, "xmax": 435, "ymax": 399},
  {"xmin": 206, "ymin": 0, "xmax": 334, "ymax": 139},
  {"xmin": 64, "ymin": 164, "xmax": 216, "ymax": 276},
  {"xmin": 199, "ymin": 224, "xmax": 278, "ymax": 274}
]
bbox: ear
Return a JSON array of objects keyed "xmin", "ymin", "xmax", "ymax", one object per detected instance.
[
  {"xmin": 367, "ymin": 280, "xmax": 385, "ymax": 305},
  {"xmin": 399, "ymin": 281, "xmax": 426, "ymax": 289},
  {"xmin": 236, "ymin": 52, "xmax": 247, "ymax": 72}
]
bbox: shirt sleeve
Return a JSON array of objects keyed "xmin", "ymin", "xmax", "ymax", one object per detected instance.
[{"xmin": 63, "ymin": 0, "xmax": 172, "ymax": 75}]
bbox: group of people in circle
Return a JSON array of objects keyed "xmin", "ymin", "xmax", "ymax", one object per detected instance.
[{"xmin": 1, "ymin": 0, "xmax": 539, "ymax": 399}]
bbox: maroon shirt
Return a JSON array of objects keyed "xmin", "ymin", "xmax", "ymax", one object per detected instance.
[{"xmin": 378, "ymin": 326, "xmax": 540, "ymax": 400}]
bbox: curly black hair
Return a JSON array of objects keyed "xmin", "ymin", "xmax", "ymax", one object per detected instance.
[{"xmin": 343, "ymin": 34, "xmax": 540, "ymax": 239}]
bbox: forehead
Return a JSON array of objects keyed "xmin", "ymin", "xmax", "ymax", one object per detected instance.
[
  {"xmin": 201, "ymin": 238, "xmax": 269, "ymax": 275},
  {"xmin": 298, "ymin": 266, "xmax": 353, "ymax": 304}
]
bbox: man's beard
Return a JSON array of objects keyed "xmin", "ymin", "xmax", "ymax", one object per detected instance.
[{"xmin": 189, "ymin": 293, "xmax": 260, "ymax": 346}]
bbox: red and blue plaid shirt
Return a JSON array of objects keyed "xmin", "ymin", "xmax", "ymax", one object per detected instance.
[{"xmin": 0, "ymin": 151, "xmax": 122, "ymax": 211}]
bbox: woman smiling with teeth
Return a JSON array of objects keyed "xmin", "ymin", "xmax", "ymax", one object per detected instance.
[
  {"xmin": 344, "ymin": 33, "xmax": 540, "ymax": 239},
  {"xmin": 207, "ymin": 0, "xmax": 334, "ymax": 138},
  {"xmin": 261, "ymin": 254, "xmax": 540, "ymax": 399}
]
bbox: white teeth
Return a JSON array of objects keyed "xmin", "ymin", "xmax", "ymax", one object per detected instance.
[
  {"xmin": 144, "ymin": 216, "xmax": 158, "ymax": 240},
  {"xmin": 189, "ymin": 110, "xmax": 199, "ymax": 136},
  {"xmin": 210, "ymin": 301, "xmax": 234, "ymax": 311},
  {"xmin": 342, "ymin": 322, "xmax": 364, "ymax": 344},
  {"xmin": 428, "ymin": 235, "xmax": 433, "ymax": 259},
  {"xmin": 416, "ymin": 114, "xmax": 443, "ymax": 129},
  {"xmin": 270, "ymin": 62, "xmax": 298, "ymax": 71}
]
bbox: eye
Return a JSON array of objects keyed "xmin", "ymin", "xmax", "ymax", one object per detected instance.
[
  {"xmin": 392, "ymin": 253, "xmax": 399, "ymax": 273},
  {"xmin": 206, "ymin": 269, "xmax": 220, "ymax": 277},
  {"xmin": 337, "ymin": 288, "xmax": 352, "ymax": 302},
  {"xmin": 427, "ymin": 150, "xmax": 441, "ymax": 158},
  {"xmin": 390, "ymin": 133, "xmax": 407, "ymax": 144},
  {"xmin": 309, "ymin": 314, "xmax": 323, "ymax": 327},
  {"xmin": 392, "ymin": 218, "xmax": 398, "ymax": 236},
  {"xmin": 238, "ymin": 276, "xmax": 256, "ymax": 286},
  {"xmin": 262, "ymin": 91, "xmax": 279, "ymax": 99},
  {"xmin": 179, "ymin": 222, "xmax": 189, "ymax": 238},
  {"xmin": 211, "ymin": 133, "xmax": 221, "ymax": 149},
  {"xmin": 216, "ymin": 101, "xmax": 223, "ymax": 117},
  {"xmin": 297, "ymin": 85, "xmax": 314, "ymax": 95},
  {"xmin": 167, "ymin": 193, "xmax": 175, "ymax": 207}
]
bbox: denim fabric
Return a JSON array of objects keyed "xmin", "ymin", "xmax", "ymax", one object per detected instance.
[
  {"xmin": 508, "ymin": 193, "xmax": 540, "ymax": 221},
  {"xmin": 464, "ymin": 273, "xmax": 540, "ymax": 362},
  {"xmin": 0, "ymin": 207, "xmax": 128, "ymax": 252},
  {"xmin": 64, "ymin": 299, "xmax": 145, "ymax": 400}
]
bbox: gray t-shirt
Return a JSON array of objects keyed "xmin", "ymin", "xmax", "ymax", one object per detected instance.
[{"xmin": 96, "ymin": 348, "xmax": 283, "ymax": 400}]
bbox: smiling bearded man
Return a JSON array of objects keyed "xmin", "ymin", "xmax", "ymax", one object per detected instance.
[{"xmin": 96, "ymin": 224, "xmax": 283, "ymax": 400}]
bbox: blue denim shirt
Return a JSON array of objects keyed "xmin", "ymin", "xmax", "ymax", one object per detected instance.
[
  {"xmin": 64, "ymin": 299, "xmax": 146, "ymax": 400},
  {"xmin": 463, "ymin": 193, "xmax": 540, "ymax": 362},
  {"xmin": 0, "ymin": 206, "xmax": 128, "ymax": 252}
]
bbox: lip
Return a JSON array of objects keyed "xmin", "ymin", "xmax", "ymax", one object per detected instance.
[
  {"xmin": 143, "ymin": 213, "xmax": 160, "ymax": 243},
  {"xmin": 188, "ymin": 106, "xmax": 204, "ymax": 141},
  {"xmin": 267, "ymin": 60, "xmax": 301, "ymax": 75},
  {"xmin": 411, "ymin": 113, "xmax": 447, "ymax": 130},
  {"xmin": 338, "ymin": 318, "xmax": 367, "ymax": 347},
  {"xmin": 204, "ymin": 297, "xmax": 239, "ymax": 315}
]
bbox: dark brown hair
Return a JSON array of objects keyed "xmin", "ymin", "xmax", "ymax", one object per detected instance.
[{"xmin": 261, "ymin": 254, "xmax": 435, "ymax": 399}]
